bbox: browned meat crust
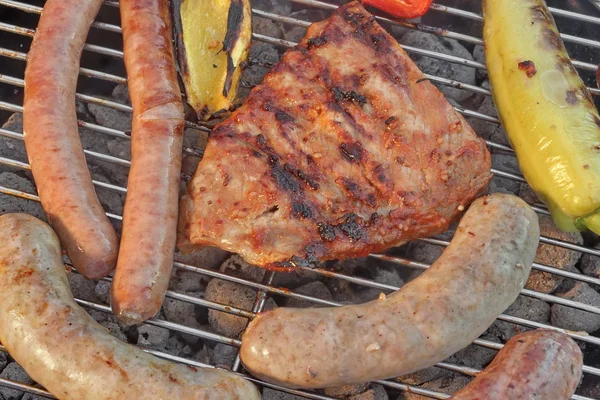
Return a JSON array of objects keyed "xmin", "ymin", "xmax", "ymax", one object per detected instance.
[{"xmin": 179, "ymin": 1, "xmax": 492, "ymax": 268}]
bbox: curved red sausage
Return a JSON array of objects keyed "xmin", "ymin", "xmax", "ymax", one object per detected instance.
[
  {"xmin": 23, "ymin": 0, "xmax": 119, "ymax": 280},
  {"xmin": 450, "ymin": 329, "xmax": 583, "ymax": 400}
]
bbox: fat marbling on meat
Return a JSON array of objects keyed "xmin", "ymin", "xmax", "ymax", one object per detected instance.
[{"xmin": 178, "ymin": 1, "xmax": 492, "ymax": 268}]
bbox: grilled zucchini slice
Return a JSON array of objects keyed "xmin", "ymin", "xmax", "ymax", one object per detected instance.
[{"xmin": 173, "ymin": 0, "xmax": 251, "ymax": 120}]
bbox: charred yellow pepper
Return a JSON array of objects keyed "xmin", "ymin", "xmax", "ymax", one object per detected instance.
[{"xmin": 483, "ymin": 0, "xmax": 600, "ymax": 235}]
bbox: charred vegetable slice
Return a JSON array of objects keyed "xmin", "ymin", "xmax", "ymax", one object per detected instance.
[
  {"xmin": 483, "ymin": 0, "xmax": 600, "ymax": 235},
  {"xmin": 173, "ymin": 0, "xmax": 251, "ymax": 120}
]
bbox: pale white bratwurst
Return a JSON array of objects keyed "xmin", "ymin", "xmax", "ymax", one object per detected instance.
[
  {"xmin": 240, "ymin": 193, "xmax": 540, "ymax": 389},
  {"xmin": 0, "ymin": 213, "xmax": 260, "ymax": 400}
]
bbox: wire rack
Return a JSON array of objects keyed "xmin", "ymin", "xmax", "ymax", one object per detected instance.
[{"xmin": 0, "ymin": 0, "xmax": 599, "ymax": 399}]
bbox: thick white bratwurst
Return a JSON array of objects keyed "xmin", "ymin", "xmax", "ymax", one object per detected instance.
[{"xmin": 240, "ymin": 193, "xmax": 540, "ymax": 388}]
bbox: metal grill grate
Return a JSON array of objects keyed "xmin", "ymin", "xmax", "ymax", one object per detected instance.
[{"xmin": 0, "ymin": 0, "xmax": 599, "ymax": 399}]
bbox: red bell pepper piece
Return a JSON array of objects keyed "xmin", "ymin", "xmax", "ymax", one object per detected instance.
[{"xmin": 363, "ymin": 0, "xmax": 433, "ymax": 19}]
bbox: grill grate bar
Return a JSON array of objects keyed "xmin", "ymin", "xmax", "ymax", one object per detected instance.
[
  {"xmin": 0, "ymin": 127, "xmax": 131, "ymax": 168},
  {"xmin": 231, "ymin": 271, "xmax": 276, "ymax": 372},
  {"xmin": 0, "ymin": 21, "xmax": 125, "ymax": 58},
  {"xmin": 80, "ymin": 266, "xmax": 600, "ymax": 350},
  {"xmin": 7, "ymin": 11, "xmax": 600, "ymax": 100},
  {"xmin": 0, "ymin": 92, "xmax": 525, "ymax": 173},
  {"xmin": 0, "ymin": 377, "xmax": 54, "ymax": 399},
  {"xmin": 0, "ymin": 253, "xmax": 599, "ymax": 400},
  {"xmin": 0, "ymin": 72, "xmax": 208, "ymax": 133},
  {"xmin": 290, "ymin": 0, "xmax": 600, "ymax": 51},
  {"xmin": 0, "ymin": 155, "xmax": 127, "ymax": 193},
  {"xmin": 372, "ymin": 256, "xmax": 600, "ymax": 314},
  {"xmin": 91, "ymin": 271, "xmax": 256, "ymax": 319},
  {"xmin": 0, "ymin": 155, "xmax": 584, "ymax": 257},
  {"xmin": 0, "ymin": 185, "xmax": 123, "ymax": 220},
  {"xmin": 429, "ymin": 1, "xmax": 600, "ymax": 25},
  {"xmin": 3, "ymin": 292, "xmax": 599, "ymax": 399},
  {"xmin": 0, "ymin": 46, "xmax": 127, "ymax": 83},
  {"xmin": 419, "ymin": 238, "xmax": 600, "ymax": 270},
  {"xmin": 255, "ymin": 26, "xmax": 600, "ymax": 73},
  {"xmin": 81, "ymin": 300, "xmax": 592, "ymax": 382},
  {"xmin": 0, "ymin": 0, "xmax": 122, "ymax": 33},
  {"xmin": 305, "ymin": 261, "xmax": 600, "ymax": 324},
  {"xmin": 171, "ymin": 259, "xmax": 600, "ymax": 344}
]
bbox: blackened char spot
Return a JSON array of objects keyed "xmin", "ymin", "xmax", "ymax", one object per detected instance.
[
  {"xmin": 317, "ymin": 222, "xmax": 336, "ymax": 242},
  {"xmin": 531, "ymin": 5, "xmax": 551, "ymax": 21},
  {"xmin": 344, "ymin": 11, "xmax": 364, "ymax": 26},
  {"xmin": 518, "ymin": 60, "xmax": 537, "ymax": 77},
  {"xmin": 542, "ymin": 28, "xmax": 562, "ymax": 50},
  {"xmin": 284, "ymin": 163, "xmax": 320, "ymax": 190},
  {"xmin": 262, "ymin": 101, "xmax": 294, "ymax": 123},
  {"xmin": 340, "ymin": 142, "xmax": 363, "ymax": 163},
  {"xmin": 339, "ymin": 177, "xmax": 377, "ymax": 207},
  {"xmin": 370, "ymin": 213, "xmax": 379, "ymax": 224},
  {"xmin": 276, "ymin": 110, "xmax": 293, "ymax": 123},
  {"xmin": 223, "ymin": 54, "xmax": 235, "ymax": 97},
  {"xmin": 384, "ymin": 116, "xmax": 397, "ymax": 126},
  {"xmin": 373, "ymin": 164, "xmax": 387, "ymax": 182},
  {"xmin": 344, "ymin": 11, "xmax": 374, "ymax": 39},
  {"xmin": 339, "ymin": 213, "xmax": 365, "ymax": 242},
  {"xmin": 566, "ymin": 90, "xmax": 578, "ymax": 105},
  {"xmin": 331, "ymin": 87, "xmax": 367, "ymax": 106},
  {"xmin": 270, "ymin": 163, "xmax": 301, "ymax": 193},
  {"xmin": 307, "ymin": 35, "xmax": 328, "ymax": 49},
  {"xmin": 256, "ymin": 134, "xmax": 275, "ymax": 153},
  {"xmin": 171, "ymin": 0, "xmax": 188, "ymax": 76},
  {"xmin": 292, "ymin": 201, "xmax": 312, "ymax": 219},
  {"xmin": 371, "ymin": 34, "xmax": 384, "ymax": 46},
  {"xmin": 223, "ymin": 1, "xmax": 244, "ymax": 52},
  {"xmin": 221, "ymin": 0, "xmax": 246, "ymax": 97},
  {"xmin": 262, "ymin": 101, "xmax": 274, "ymax": 112},
  {"xmin": 287, "ymin": 243, "xmax": 323, "ymax": 268},
  {"xmin": 367, "ymin": 194, "xmax": 376, "ymax": 207}
]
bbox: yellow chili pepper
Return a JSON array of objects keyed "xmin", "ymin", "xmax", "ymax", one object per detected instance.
[{"xmin": 483, "ymin": 0, "xmax": 600, "ymax": 235}]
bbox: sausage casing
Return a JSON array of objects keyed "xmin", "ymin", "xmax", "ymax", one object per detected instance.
[
  {"xmin": 239, "ymin": 193, "xmax": 540, "ymax": 388},
  {"xmin": 23, "ymin": 0, "xmax": 119, "ymax": 280},
  {"xmin": 0, "ymin": 213, "xmax": 260, "ymax": 400},
  {"xmin": 450, "ymin": 329, "xmax": 582, "ymax": 400},
  {"xmin": 110, "ymin": 0, "xmax": 185, "ymax": 325}
]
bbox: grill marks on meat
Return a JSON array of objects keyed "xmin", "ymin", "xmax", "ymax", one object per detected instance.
[{"xmin": 178, "ymin": 1, "xmax": 492, "ymax": 268}]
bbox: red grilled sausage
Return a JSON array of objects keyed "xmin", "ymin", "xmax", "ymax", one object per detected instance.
[
  {"xmin": 110, "ymin": 0, "xmax": 185, "ymax": 325},
  {"xmin": 23, "ymin": 0, "xmax": 119, "ymax": 280},
  {"xmin": 0, "ymin": 213, "xmax": 261, "ymax": 400},
  {"xmin": 450, "ymin": 329, "xmax": 583, "ymax": 400}
]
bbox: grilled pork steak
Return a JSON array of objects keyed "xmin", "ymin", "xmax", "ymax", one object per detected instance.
[{"xmin": 178, "ymin": 1, "xmax": 492, "ymax": 268}]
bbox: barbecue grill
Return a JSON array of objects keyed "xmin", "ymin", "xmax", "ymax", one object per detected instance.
[{"xmin": 0, "ymin": 0, "xmax": 600, "ymax": 398}]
